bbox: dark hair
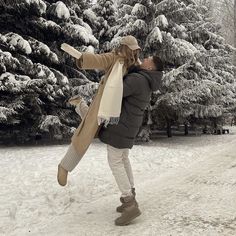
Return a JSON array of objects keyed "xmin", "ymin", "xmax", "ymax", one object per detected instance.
[{"xmin": 153, "ymin": 56, "xmax": 164, "ymax": 71}]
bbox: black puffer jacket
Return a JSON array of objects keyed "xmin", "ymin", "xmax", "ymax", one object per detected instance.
[{"xmin": 98, "ymin": 68, "xmax": 163, "ymax": 149}]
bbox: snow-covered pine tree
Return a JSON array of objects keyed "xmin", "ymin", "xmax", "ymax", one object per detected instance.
[
  {"xmin": 91, "ymin": 0, "xmax": 117, "ymax": 52},
  {"xmin": 113, "ymin": 0, "xmax": 235, "ymax": 136},
  {"xmin": 147, "ymin": 0, "xmax": 236, "ymax": 134},
  {"xmin": 0, "ymin": 0, "xmax": 99, "ymax": 144},
  {"xmin": 112, "ymin": 0, "xmax": 154, "ymax": 52},
  {"xmin": 78, "ymin": 0, "xmax": 118, "ymax": 84}
]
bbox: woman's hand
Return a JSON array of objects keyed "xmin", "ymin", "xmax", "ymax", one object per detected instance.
[{"xmin": 61, "ymin": 43, "xmax": 82, "ymax": 59}]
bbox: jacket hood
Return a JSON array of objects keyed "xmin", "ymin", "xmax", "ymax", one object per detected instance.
[
  {"xmin": 127, "ymin": 66, "xmax": 163, "ymax": 91},
  {"xmin": 138, "ymin": 69, "xmax": 163, "ymax": 92}
]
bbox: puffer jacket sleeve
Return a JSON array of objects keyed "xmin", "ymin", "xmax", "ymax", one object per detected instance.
[{"xmin": 76, "ymin": 52, "xmax": 115, "ymax": 71}]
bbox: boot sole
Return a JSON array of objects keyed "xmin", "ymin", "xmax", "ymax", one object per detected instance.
[
  {"xmin": 115, "ymin": 210, "xmax": 141, "ymax": 226},
  {"xmin": 57, "ymin": 179, "xmax": 67, "ymax": 186}
]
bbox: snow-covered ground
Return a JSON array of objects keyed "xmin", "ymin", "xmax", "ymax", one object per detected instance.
[{"xmin": 0, "ymin": 127, "xmax": 236, "ymax": 236}]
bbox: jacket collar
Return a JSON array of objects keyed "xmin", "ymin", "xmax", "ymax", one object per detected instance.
[{"xmin": 128, "ymin": 66, "xmax": 163, "ymax": 91}]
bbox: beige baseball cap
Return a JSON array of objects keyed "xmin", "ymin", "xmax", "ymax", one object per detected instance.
[{"xmin": 120, "ymin": 35, "xmax": 141, "ymax": 50}]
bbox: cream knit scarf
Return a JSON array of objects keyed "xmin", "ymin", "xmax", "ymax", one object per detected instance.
[
  {"xmin": 60, "ymin": 43, "xmax": 125, "ymax": 127},
  {"xmin": 97, "ymin": 59, "xmax": 124, "ymax": 127}
]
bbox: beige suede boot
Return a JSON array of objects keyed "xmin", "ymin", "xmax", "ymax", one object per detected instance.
[
  {"xmin": 57, "ymin": 164, "xmax": 68, "ymax": 186},
  {"xmin": 116, "ymin": 188, "xmax": 137, "ymax": 213},
  {"xmin": 115, "ymin": 195, "xmax": 141, "ymax": 226}
]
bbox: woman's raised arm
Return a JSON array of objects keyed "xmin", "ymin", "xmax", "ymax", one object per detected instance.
[
  {"xmin": 76, "ymin": 52, "xmax": 115, "ymax": 71},
  {"xmin": 61, "ymin": 43, "xmax": 115, "ymax": 71}
]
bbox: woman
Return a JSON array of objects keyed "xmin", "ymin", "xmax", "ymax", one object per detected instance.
[
  {"xmin": 58, "ymin": 35, "xmax": 141, "ymax": 185},
  {"xmin": 68, "ymin": 56, "xmax": 164, "ymax": 226}
]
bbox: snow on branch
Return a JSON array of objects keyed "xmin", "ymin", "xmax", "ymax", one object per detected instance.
[
  {"xmin": 172, "ymin": 23, "xmax": 188, "ymax": 40},
  {"xmin": 119, "ymin": 4, "xmax": 133, "ymax": 18},
  {"xmin": 36, "ymin": 17, "xmax": 62, "ymax": 35},
  {"xmin": 48, "ymin": 1, "xmax": 70, "ymax": 20},
  {"xmin": 108, "ymin": 36, "xmax": 123, "ymax": 50},
  {"xmin": 159, "ymin": 33, "xmax": 198, "ymax": 65},
  {"xmin": 39, "ymin": 115, "xmax": 62, "ymax": 132},
  {"xmin": 0, "ymin": 49, "xmax": 20, "ymax": 73},
  {"xmin": 193, "ymin": 104, "xmax": 223, "ymax": 118},
  {"xmin": 115, "ymin": 19, "xmax": 148, "ymax": 38},
  {"xmin": 28, "ymin": 37, "xmax": 59, "ymax": 64},
  {"xmin": 154, "ymin": 15, "xmax": 169, "ymax": 29},
  {"xmin": 131, "ymin": 3, "xmax": 148, "ymax": 19},
  {"xmin": 167, "ymin": 6, "xmax": 202, "ymax": 23},
  {"xmin": 50, "ymin": 69, "xmax": 69, "ymax": 86},
  {"xmin": 34, "ymin": 63, "xmax": 57, "ymax": 84},
  {"xmin": 0, "ymin": 106, "xmax": 17, "ymax": 122},
  {"xmin": 163, "ymin": 64, "xmax": 186, "ymax": 87},
  {"xmin": 83, "ymin": 9, "xmax": 100, "ymax": 25},
  {"xmin": 133, "ymin": 19, "xmax": 148, "ymax": 32},
  {"xmin": 155, "ymin": 0, "xmax": 180, "ymax": 15},
  {"xmin": 0, "ymin": 72, "xmax": 31, "ymax": 93},
  {"xmin": 25, "ymin": 0, "xmax": 47, "ymax": 15},
  {"xmin": 146, "ymin": 27, "xmax": 163, "ymax": 46},
  {"xmin": 63, "ymin": 23, "xmax": 99, "ymax": 46},
  {"xmin": 72, "ymin": 82, "xmax": 99, "ymax": 103},
  {"xmin": 1, "ymin": 0, "xmax": 47, "ymax": 15},
  {"xmin": 3, "ymin": 33, "xmax": 32, "ymax": 55}
]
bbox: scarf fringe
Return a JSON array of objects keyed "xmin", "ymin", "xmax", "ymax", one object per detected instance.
[{"xmin": 98, "ymin": 117, "xmax": 120, "ymax": 127}]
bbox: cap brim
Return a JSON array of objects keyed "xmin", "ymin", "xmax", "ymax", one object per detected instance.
[{"xmin": 127, "ymin": 45, "xmax": 141, "ymax": 50}]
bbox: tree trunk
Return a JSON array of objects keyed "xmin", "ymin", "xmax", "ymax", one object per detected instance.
[
  {"xmin": 184, "ymin": 123, "xmax": 189, "ymax": 135},
  {"xmin": 166, "ymin": 120, "xmax": 172, "ymax": 138}
]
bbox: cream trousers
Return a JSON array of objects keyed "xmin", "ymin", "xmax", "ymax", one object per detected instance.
[
  {"xmin": 60, "ymin": 100, "xmax": 89, "ymax": 171},
  {"xmin": 60, "ymin": 99, "xmax": 134, "ymax": 197},
  {"xmin": 107, "ymin": 144, "xmax": 134, "ymax": 197}
]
